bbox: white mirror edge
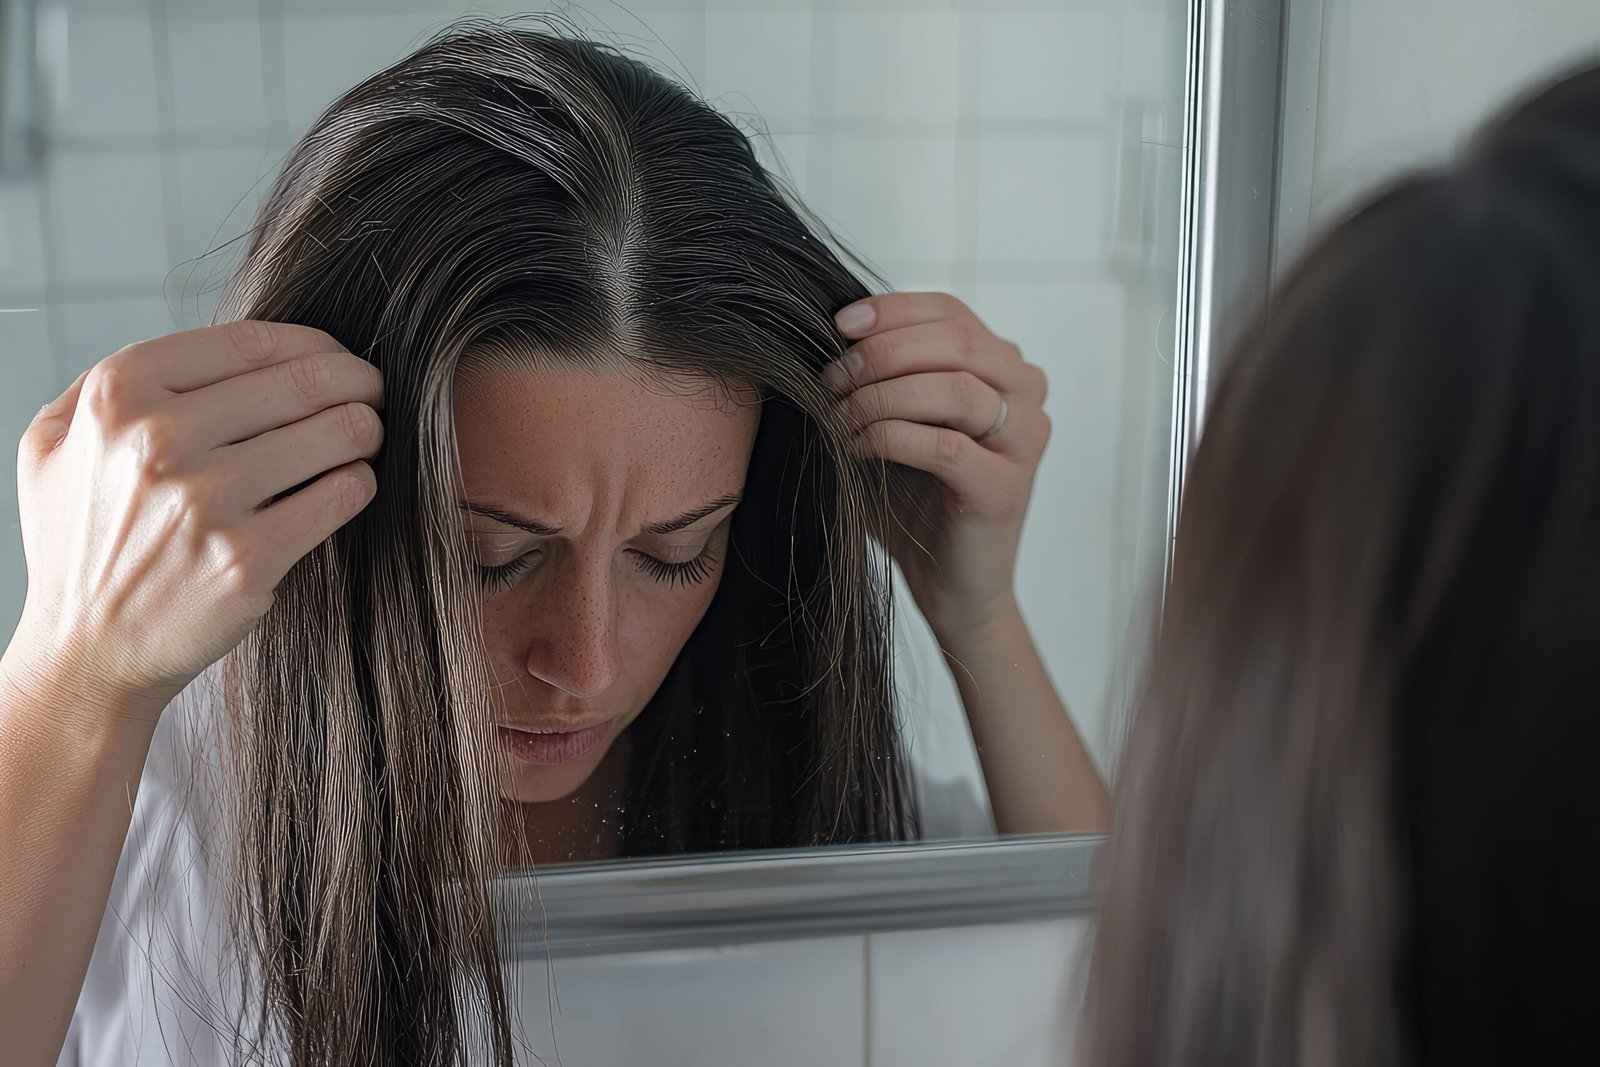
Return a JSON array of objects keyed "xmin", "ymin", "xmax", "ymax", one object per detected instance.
[{"xmin": 499, "ymin": 834, "xmax": 1102, "ymax": 959}]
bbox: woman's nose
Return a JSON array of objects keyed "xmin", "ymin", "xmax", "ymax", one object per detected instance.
[{"xmin": 522, "ymin": 574, "xmax": 621, "ymax": 700}]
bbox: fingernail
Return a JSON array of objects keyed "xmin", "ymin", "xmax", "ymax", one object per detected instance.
[{"xmin": 834, "ymin": 303, "xmax": 876, "ymax": 335}]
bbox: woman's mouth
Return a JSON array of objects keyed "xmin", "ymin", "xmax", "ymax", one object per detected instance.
[{"xmin": 496, "ymin": 720, "xmax": 613, "ymax": 765}]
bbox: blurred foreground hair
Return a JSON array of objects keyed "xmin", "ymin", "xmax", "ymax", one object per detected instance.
[{"xmin": 1085, "ymin": 61, "xmax": 1600, "ymax": 1067}]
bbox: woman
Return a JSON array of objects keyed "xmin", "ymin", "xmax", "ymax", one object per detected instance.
[
  {"xmin": 0, "ymin": 24, "xmax": 1104, "ymax": 1067},
  {"xmin": 1084, "ymin": 62, "xmax": 1600, "ymax": 1066}
]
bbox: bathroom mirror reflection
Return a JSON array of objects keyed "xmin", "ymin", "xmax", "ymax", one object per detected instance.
[{"xmin": 0, "ymin": 0, "xmax": 1186, "ymax": 870}]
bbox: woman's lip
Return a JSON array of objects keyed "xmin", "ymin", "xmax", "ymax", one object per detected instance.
[{"xmin": 496, "ymin": 721, "xmax": 613, "ymax": 765}]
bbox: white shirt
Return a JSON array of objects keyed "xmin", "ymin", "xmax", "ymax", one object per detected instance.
[
  {"xmin": 57, "ymin": 671, "xmax": 992, "ymax": 1066},
  {"xmin": 58, "ymin": 670, "xmax": 265, "ymax": 1066}
]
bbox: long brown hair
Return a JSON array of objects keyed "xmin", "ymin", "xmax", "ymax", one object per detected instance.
[
  {"xmin": 211, "ymin": 22, "xmax": 910, "ymax": 1065},
  {"xmin": 1084, "ymin": 62, "xmax": 1600, "ymax": 1067}
]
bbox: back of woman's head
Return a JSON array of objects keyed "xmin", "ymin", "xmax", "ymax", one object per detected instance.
[
  {"xmin": 1085, "ymin": 61, "xmax": 1600, "ymax": 1067},
  {"xmin": 209, "ymin": 22, "xmax": 906, "ymax": 1065}
]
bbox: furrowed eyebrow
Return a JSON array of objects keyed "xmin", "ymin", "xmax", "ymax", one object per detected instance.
[
  {"xmin": 461, "ymin": 493, "xmax": 742, "ymax": 538},
  {"xmin": 460, "ymin": 503, "xmax": 562, "ymax": 537},
  {"xmin": 644, "ymin": 494, "xmax": 743, "ymax": 535}
]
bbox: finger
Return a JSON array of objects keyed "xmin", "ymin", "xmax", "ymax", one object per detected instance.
[
  {"xmin": 246, "ymin": 459, "xmax": 377, "ymax": 581},
  {"xmin": 844, "ymin": 372, "xmax": 1004, "ymax": 442},
  {"xmin": 834, "ymin": 292, "xmax": 972, "ymax": 339},
  {"xmin": 852, "ymin": 418, "xmax": 1004, "ymax": 490},
  {"xmin": 180, "ymin": 350, "xmax": 385, "ymax": 448},
  {"xmin": 118, "ymin": 320, "xmax": 349, "ymax": 394},
  {"xmin": 824, "ymin": 320, "xmax": 1025, "ymax": 395},
  {"xmin": 219, "ymin": 402, "xmax": 384, "ymax": 511},
  {"xmin": 21, "ymin": 369, "xmax": 91, "ymax": 457}
]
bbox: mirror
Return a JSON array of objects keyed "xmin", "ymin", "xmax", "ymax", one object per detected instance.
[{"xmin": 0, "ymin": 0, "xmax": 1189, "ymax": 872}]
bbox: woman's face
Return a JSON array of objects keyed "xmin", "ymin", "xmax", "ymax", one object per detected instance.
[{"xmin": 453, "ymin": 364, "xmax": 761, "ymax": 804}]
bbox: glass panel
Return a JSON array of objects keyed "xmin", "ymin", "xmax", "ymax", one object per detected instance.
[{"xmin": 0, "ymin": 0, "xmax": 1186, "ymax": 860}]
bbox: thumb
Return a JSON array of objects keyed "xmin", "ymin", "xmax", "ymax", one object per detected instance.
[{"xmin": 22, "ymin": 369, "xmax": 91, "ymax": 458}]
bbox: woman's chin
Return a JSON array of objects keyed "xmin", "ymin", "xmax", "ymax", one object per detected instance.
[{"xmin": 496, "ymin": 761, "xmax": 597, "ymax": 804}]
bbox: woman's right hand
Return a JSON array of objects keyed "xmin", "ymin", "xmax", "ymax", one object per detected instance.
[{"xmin": 6, "ymin": 320, "xmax": 383, "ymax": 721}]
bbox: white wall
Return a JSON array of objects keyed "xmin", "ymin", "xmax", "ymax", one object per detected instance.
[
  {"xmin": 1278, "ymin": 0, "xmax": 1600, "ymax": 264},
  {"xmin": 505, "ymin": 916, "xmax": 1090, "ymax": 1066}
]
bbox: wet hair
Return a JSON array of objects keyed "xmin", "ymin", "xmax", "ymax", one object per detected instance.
[
  {"xmin": 212, "ymin": 22, "xmax": 911, "ymax": 1065},
  {"xmin": 1082, "ymin": 61, "xmax": 1600, "ymax": 1067}
]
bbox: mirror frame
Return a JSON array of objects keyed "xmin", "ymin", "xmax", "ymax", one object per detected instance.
[{"xmin": 512, "ymin": 0, "xmax": 1289, "ymax": 956}]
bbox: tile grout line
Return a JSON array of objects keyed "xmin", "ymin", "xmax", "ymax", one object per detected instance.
[{"xmin": 260, "ymin": 0, "xmax": 290, "ymax": 146}]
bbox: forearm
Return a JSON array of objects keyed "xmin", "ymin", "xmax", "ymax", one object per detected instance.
[
  {"xmin": 938, "ymin": 600, "xmax": 1110, "ymax": 835},
  {"xmin": 0, "ymin": 648, "xmax": 163, "ymax": 1067}
]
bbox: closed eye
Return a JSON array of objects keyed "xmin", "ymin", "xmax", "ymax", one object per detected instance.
[
  {"xmin": 478, "ymin": 552, "xmax": 540, "ymax": 592},
  {"xmin": 629, "ymin": 546, "xmax": 718, "ymax": 587}
]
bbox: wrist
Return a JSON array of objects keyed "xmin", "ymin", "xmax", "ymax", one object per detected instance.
[
  {"xmin": 1, "ymin": 638, "xmax": 170, "ymax": 748},
  {"xmin": 929, "ymin": 592, "xmax": 1025, "ymax": 655}
]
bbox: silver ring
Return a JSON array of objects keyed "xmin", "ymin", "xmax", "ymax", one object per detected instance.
[{"xmin": 975, "ymin": 395, "xmax": 1008, "ymax": 443}]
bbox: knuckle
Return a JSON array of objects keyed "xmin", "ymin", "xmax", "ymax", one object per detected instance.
[
  {"xmin": 82, "ymin": 356, "xmax": 140, "ymax": 422},
  {"xmin": 933, "ymin": 427, "xmax": 966, "ymax": 473},
  {"xmin": 857, "ymin": 382, "xmax": 894, "ymax": 423},
  {"xmin": 128, "ymin": 413, "xmax": 186, "ymax": 480},
  {"xmin": 225, "ymin": 319, "xmax": 279, "ymax": 364},
  {"xmin": 284, "ymin": 353, "xmax": 335, "ymax": 403},
  {"xmin": 859, "ymin": 334, "xmax": 895, "ymax": 374},
  {"xmin": 950, "ymin": 372, "xmax": 984, "ymax": 410},
  {"xmin": 862, "ymin": 420, "xmax": 895, "ymax": 453},
  {"xmin": 336, "ymin": 402, "xmax": 381, "ymax": 447},
  {"xmin": 301, "ymin": 325, "xmax": 344, "ymax": 354},
  {"xmin": 333, "ymin": 463, "xmax": 377, "ymax": 512},
  {"xmin": 211, "ymin": 530, "xmax": 264, "ymax": 595},
  {"xmin": 951, "ymin": 317, "xmax": 984, "ymax": 357},
  {"xmin": 1029, "ymin": 363, "xmax": 1050, "ymax": 401}
]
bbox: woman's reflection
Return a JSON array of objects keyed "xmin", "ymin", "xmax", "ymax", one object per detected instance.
[{"xmin": 2, "ymin": 23, "xmax": 1103, "ymax": 1067}]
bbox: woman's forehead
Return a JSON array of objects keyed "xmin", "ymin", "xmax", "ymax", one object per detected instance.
[{"xmin": 452, "ymin": 364, "xmax": 760, "ymax": 516}]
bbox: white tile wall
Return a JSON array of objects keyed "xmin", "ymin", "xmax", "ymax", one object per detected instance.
[
  {"xmin": 166, "ymin": 15, "xmax": 272, "ymax": 138},
  {"xmin": 52, "ymin": 9, "xmax": 162, "ymax": 141},
  {"xmin": 512, "ymin": 936, "xmax": 867, "ymax": 1066},
  {"xmin": 46, "ymin": 150, "xmax": 168, "ymax": 288},
  {"xmin": 281, "ymin": 15, "xmax": 450, "ymax": 134},
  {"xmin": 867, "ymin": 917, "xmax": 1091, "ymax": 1066},
  {"xmin": 831, "ymin": 12, "xmax": 961, "ymax": 124},
  {"xmin": 1121, "ymin": 6, "xmax": 1186, "ymax": 108},
  {"xmin": 0, "ymin": 183, "xmax": 48, "ymax": 295},
  {"xmin": 704, "ymin": 10, "xmax": 814, "ymax": 133},
  {"xmin": 828, "ymin": 134, "xmax": 961, "ymax": 265},
  {"xmin": 1298, "ymin": 0, "xmax": 1600, "ymax": 226},
  {"xmin": 977, "ymin": 12, "xmax": 1111, "ymax": 123},
  {"xmin": 172, "ymin": 146, "xmax": 280, "ymax": 264},
  {"xmin": 978, "ymin": 135, "xmax": 1110, "ymax": 266}
]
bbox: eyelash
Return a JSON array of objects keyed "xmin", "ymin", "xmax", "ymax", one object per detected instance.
[{"xmin": 476, "ymin": 546, "xmax": 719, "ymax": 592}]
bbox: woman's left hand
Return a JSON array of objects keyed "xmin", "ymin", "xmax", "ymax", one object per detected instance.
[{"xmin": 826, "ymin": 292, "xmax": 1050, "ymax": 646}]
